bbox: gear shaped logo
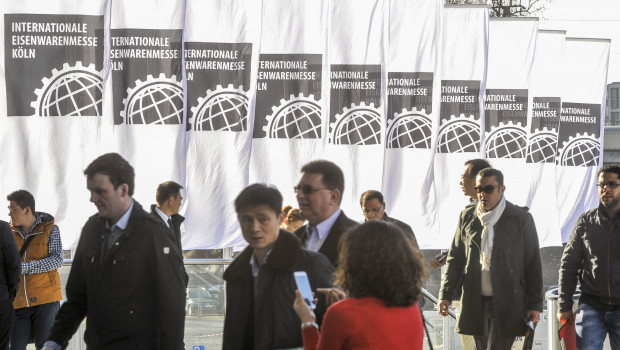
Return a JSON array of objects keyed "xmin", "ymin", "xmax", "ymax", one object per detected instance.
[
  {"xmin": 190, "ymin": 84, "xmax": 249, "ymax": 131},
  {"xmin": 557, "ymin": 132, "xmax": 600, "ymax": 167},
  {"xmin": 262, "ymin": 93, "xmax": 322, "ymax": 138},
  {"xmin": 31, "ymin": 61, "xmax": 103, "ymax": 117},
  {"xmin": 386, "ymin": 108, "xmax": 432, "ymax": 149},
  {"xmin": 436, "ymin": 114, "xmax": 480, "ymax": 153},
  {"xmin": 526, "ymin": 127, "xmax": 557, "ymax": 163},
  {"xmin": 329, "ymin": 102, "xmax": 382, "ymax": 145},
  {"xmin": 484, "ymin": 121, "xmax": 527, "ymax": 158},
  {"xmin": 121, "ymin": 73, "xmax": 184, "ymax": 125}
]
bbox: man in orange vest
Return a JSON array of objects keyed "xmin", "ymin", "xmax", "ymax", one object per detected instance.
[{"xmin": 7, "ymin": 190, "xmax": 62, "ymax": 350}]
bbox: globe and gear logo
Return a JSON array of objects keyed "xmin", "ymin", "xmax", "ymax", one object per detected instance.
[
  {"xmin": 31, "ymin": 61, "xmax": 103, "ymax": 117},
  {"xmin": 557, "ymin": 132, "xmax": 600, "ymax": 167},
  {"xmin": 121, "ymin": 73, "xmax": 184, "ymax": 125},
  {"xmin": 484, "ymin": 121, "xmax": 527, "ymax": 158},
  {"xmin": 436, "ymin": 114, "xmax": 480, "ymax": 153},
  {"xmin": 190, "ymin": 84, "xmax": 249, "ymax": 132},
  {"xmin": 386, "ymin": 108, "xmax": 432, "ymax": 149},
  {"xmin": 526, "ymin": 127, "xmax": 558, "ymax": 163},
  {"xmin": 262, "ymin": 93, "xmax": 322, "ymax": 138},
  {"xmin": 329, "ymin": 102, "xmax": 382, "ymax": 145}
]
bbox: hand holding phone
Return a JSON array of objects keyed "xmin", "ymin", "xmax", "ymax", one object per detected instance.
[{"xmin": 294, "ymin": 271, "xmax": 316, "ymax": 309}]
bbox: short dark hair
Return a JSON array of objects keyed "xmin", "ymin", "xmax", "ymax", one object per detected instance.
[
  {"xmin": 234, "ymin": 184, "xmax": 283, "ymax": 215},
  {"xmin": 286, "ymin": 208, "xmax": 303, "ymax": 223},
  {"xmin": 477, "ymin": 167, "xmax": 504, "ymax": 186},
  {"xmin": 335, "ymin": 221, "xmax": 427, "ymax": 307},
  {"xmin": 156, "ymin": 181, "xmax": 183, "ymax": 205},
  {"xmin": 598, "ymin": 164, "xmax": 620, "ymax": 179},
  {"xmin": 301, "ymin": 160, "xmax": 345, "ymax": 204},
  {"xmin": 359, "ymin": 190, "xmax": 384, "ymax": 207},
  {"xmin": 464, "ymin": 158, "xmax": 492, "ymax": 178},
  {"xmin": 7, "ymin": 190, "xmax": 35, "ymax": 213},
  {"xmin": 84, "ymin": 153, "xmax": 135, "ymax": 196}
]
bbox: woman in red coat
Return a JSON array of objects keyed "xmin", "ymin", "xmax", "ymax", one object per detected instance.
[{"xmin": 294, "ymin": 220, "xmax": 428, "ymax": 350}]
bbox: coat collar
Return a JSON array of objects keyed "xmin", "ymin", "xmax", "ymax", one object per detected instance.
[{"xmin": 224, "ymin": 229, "xmax": 302, "ymax": 281}]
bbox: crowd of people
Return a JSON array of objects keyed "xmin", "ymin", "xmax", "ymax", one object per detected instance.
[{"xmin": 0, "ymin": 152, "xmax": 617, "ymax": 350}]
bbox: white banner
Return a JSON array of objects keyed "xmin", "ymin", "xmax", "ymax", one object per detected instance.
[
  {"xmin": 383, "ymin": 0, "xmax": 442, "ymax": 248},
  {"xmin": 0, "ymin": 0, "xmax": 107, "ymax": 248},
  {"xmin": 433, "ymin": 5, "xmax": 489, "ymax": 248},
  {"xmin": 556, "ymin": 38, "xmax": 610, "ymax": 241},
  {"xmin": 484, "ymin": 18, "xmax": 538, "ymax": 206},
  {"xmin": 323, "ymin": 0, "xmax": 387, "ymax": 218},
  {"xmin": 182, "ymin": 0, "xmax": 261, "ymax": 249},
  {"xmin": 526, "ymin": 30, "xmax": 566, "ymax": 247},
  {"xmin": 105, "ymin": 0, "xmax": 187, "ymax": 232},
  {"xmin": 248, "ymin": 0, "xmax": 329, "ymax": 217}
]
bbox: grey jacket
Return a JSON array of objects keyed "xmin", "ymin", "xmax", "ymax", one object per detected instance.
[
  {"xmin": 559, "ymin": 204, "xmax": 620, "ymax": 311},
  {"xmin": 439, "ymin": 200, "xmax": 543, "ymax": 337}
]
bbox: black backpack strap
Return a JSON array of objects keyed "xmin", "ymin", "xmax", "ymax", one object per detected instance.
[{"xmin": 19, "ymin": 235, "xmax": 36, "ymax": 257}]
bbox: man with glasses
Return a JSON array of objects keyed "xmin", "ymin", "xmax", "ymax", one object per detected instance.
[
  {"xmin": 438, "ymin": 167, "xmax": 542, "ymax": 350},
  {"xmin": 359, "ymin": 190, "xmax": 418, "ymax": 249},
  {"xmin": 294, "ymin": 160, "xmax": 357, "ymax": 267},
  {"xmin": 558, "ymin": 164, "xmax": 620, "ymax": 349}
]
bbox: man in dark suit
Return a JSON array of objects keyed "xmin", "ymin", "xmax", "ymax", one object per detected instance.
[
  {"xmin": 294, "ymin": 160, "xmax": 357, "ymax": 267},
  {"xmin": 0, "ymin": 219, "xmax": 20, "ymax": 350},
  {"xmin": 359, "ymin": 190, "xmax": 418, "ymax": 249},
  {"xmin": 150, "ymin": 181, "xmax": 184, "ymax": 252}
]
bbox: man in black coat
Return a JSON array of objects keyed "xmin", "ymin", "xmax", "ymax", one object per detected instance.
[
  {"xmin": 150, "ymin": 181, "xmax": 184, "ymax": 252},
  {"xmin": 0, "ymin": 220, "xmax": 21, "ymax": 350},
  {"xmin": 359, "ymin": 190, "xmax": 419, "ymax": 249},
  {"xmin": 223, "ymin": 184, "xmax": 333, "ymax": 350},
  {"xmin": 293, "ymin": 160, "xmax": 358, "ymax": 267},
  {"xmin": 43, "ymin": 153, "xmax": 186, "ymax": 350}
]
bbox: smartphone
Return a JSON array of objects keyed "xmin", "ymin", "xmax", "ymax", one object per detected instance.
[{"xmin": 294, "ymin": 271, "xmax": 316, "ymax": 309}]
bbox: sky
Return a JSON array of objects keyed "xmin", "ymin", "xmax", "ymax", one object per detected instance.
[{"xmin": 540, "ymin": 0, "xmax": 620, "ymax": 83}]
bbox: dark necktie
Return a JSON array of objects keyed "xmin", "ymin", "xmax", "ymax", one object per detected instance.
[{"xmin": 167, "ymin": 218, "xmax": 174, "ymax": 232}]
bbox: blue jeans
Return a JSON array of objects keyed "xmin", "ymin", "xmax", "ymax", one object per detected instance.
[
  {"xmin": 575, "ymin": 302, "xmax": 620, "ymax": 350},
  {"xmin": 9, "ymin": 301, "xmax": 59, "ymax": 350}
]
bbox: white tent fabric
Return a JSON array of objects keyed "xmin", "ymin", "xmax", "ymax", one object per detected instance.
[
  {"xmin": 433, "ymin": 5, "xmax": 489, "ymax": 248},
  {"xmin": 0, "ymin": 0, "xmax": 107, "ymax": 248},
  {"xmin": 556, "ymin": 38, "xmax": 610, "ymax": 241},
  {"xmin": 248, "ymin": 0, "xmax": 329, "ymax": 217},
  {"xmin": 0, "ymin": 2, "xmax": 610, "ymax": 250},
  {"xmin": 484, "ymin": 18, "xmax": 538, "ymax": 206},
  {"xmin": 383, "ymin": 0, "xmax": 442, "ymax": 248},
  {"xmin": 182, "ymin": 0, "xmax": 261, "ymax": 249},
  {"xmin": 526, "ymin": 30, "xmax": 566, "ymax": 247}
]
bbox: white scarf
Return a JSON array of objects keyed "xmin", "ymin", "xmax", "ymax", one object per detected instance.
[{"xmin": 476, "ymin": 196, "xmax": 506, "ymax": 271}]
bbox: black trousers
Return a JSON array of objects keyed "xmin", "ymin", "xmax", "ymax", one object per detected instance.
[
  {"xmin": 473, "ymin": 296, "xmax": 515, "ymax": 350},
  {"xmin": 0, "ymin": 298, "xmax": 14, "ymax": 350}
]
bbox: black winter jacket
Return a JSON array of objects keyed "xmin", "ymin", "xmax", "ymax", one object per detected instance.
[
  {"xmin": 0, "ymin": 220, "xmax": 20, "ymax": 303},
  {"xmin": 559, "ymin": 204, "xmax": 620, "ymax": 311},
  {"xmin": 47, "ymin": 201, "xmax": 187, "ymax": 350},
  {"xmin": 223, "ymin": 231, "xmax": 334, "ymax": 350}
]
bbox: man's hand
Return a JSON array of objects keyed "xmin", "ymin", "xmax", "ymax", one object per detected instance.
[
  {"xmin": 526, "ymin": 310, "xmax": 540, "ymax": 324},
  {"xmin": 316, "ymin": 287, "xmax": 346, "ymax": 306},
  {"xmin": 430, "ymin": 253, "xmax": 447, "ymax": 269},
  {"xmin": 438, "ymin": 299, "xmax": 451, "ymax": 316},
  {"xmin": 557, "ymin": 311, "xmax": 573, "ymax": 323}
]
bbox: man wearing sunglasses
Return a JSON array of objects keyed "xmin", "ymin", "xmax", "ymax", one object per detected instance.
[
  {"xmin": 558, "ymin": 164, "xmax": 620, "ymax": 349},
  {"xmin": 438, "ymin": 167, "xmax": 542, "ymax": 350},
  {"xmin": 359, "ymin": 190, "xmax": 418, "ymax": 249},
  {"xmin": 294, "ymin": 160, "xmax": 357, "ymax": 267}
]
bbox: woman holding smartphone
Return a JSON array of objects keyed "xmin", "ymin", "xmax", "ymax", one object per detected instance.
[{"xmin": 293, "ymin": 220, "xmax": 427, "ymax": 350}]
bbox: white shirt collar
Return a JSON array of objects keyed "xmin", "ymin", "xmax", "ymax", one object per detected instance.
[
  {"xmin": 106, "ymin": 200, "xmax": 134, "ymax": 231},
  {"xmin": 309, "ymin": 208, "xmax": 342, "ymax": 240},
  {"xmin": 154, "ymin": 206, "xmax": 171, "ymax": 227}
]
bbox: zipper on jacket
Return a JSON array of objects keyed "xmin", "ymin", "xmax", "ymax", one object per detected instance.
[{"xmin": 23, "ymin": 250, "xmax": 29, "ymax": 307}]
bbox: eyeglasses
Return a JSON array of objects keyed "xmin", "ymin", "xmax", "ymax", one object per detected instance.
[
  {"xmin": 597, "ymin": 181, "xmax": 620, "ymax": 190},
  {"xmin": 473, "ymin": 185, "xmax": 501, "ymax": 194},
  {"xmin": 362, "ymin": 204, "xmax": 384, "ymax": 217},
  {"xmin": 294, "ymin": 184, "xmax": 332, "ymax": 195}
]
